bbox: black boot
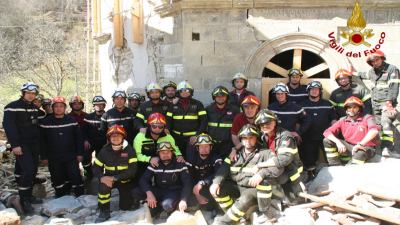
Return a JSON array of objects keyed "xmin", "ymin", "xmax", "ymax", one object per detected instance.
[
  {"xmin": 95, "ymin": 208, "xmax": 111, "ymax": 223},
  {"xmin": 30, "ymin": 196, "xmax": 43, "ymax": 204},
  {"xmin": 21, "ymin": 199, "xmax": 34, "ymax": 215},
  {"xmin": 34, "ymin": 176, "xmax": 46, "ymax": 184}
]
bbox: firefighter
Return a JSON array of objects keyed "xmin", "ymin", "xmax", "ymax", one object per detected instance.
[
  {"xmin": 166, "ymin": 81, "xmax": 207, "ymax": 159},
  {"xmin": 41, "ymin": 98, "xmax": 53, "ymax": 116},
  {"xmin": 269, "ymin": 68, "xmax": 308, "ymax": 105},
  {"xmin": 206, "ymin": 86, "xmax": 240, "ymax": 158},
  {"xmin": 268, "ymin": 83, "xmax": 310, "ymax": 144},
  {"xmin": 228, "ymin": 72, "xmax": 255, "ymax": 107},
  {"xmin": 34, "ymin": 94, "xmax": 46, "ymax": 120},
  {"xmin": 299, "ymin": 81, "xmax": 337, "ymax": 171},
  {"xmin": 69, "ymin": 96, "xmax": 87, "ymax": 126},
  {"xmin": 210, "ymin": 124, "xmax": 284, "ymax": 225},
  {"xmin": 162, "ymin": 81, "xmax": 178, "ymax": 104},
  {"xmin": 329, "ymin": 69, "xmax": 372, "ymax": 118},
  {"xmin": 127, "ymin": 92, "xmax": 143, "ymax": 114},
  {"xmin": 40, "ymin": 96, "xmax": 84, "ymax": 198},
  {"xmin": 93, "ymin": 125, "xmax": 138, "ymax": 223},
  {"xmin": 230, "ymin": 95, "xmax": 261, "ymax": 155},
  {"xmin": 186, "ymin": 134, "xmax": 223, "ymax": 210},
  {"xmin": 364, "ymin": 50, "xmax": 400, "ymax": 156},
  {"xmin": 133, "ymin": 112, "xmax": 184, "ymax": 178},
  {"xmin": 137, "ymin": 82, "xmax": 171, "ymax": 123},
  {"xmin": 323, "ymin": 96, "xmax": 380, "ymax": 165},
  {"xmin": 3, "ymin": 82, "xmax": 42, "ymax": 214},
  {"xmin": 132, "ymin": 141, "xmax": 192, "ymax": 218},
  {"xmin": 100, "ymin": 89, "xmax": 144, "ymax": 145},
  {"xmin": 254, "ymin": 109, "xmax": 305, "ymax": 204},
  {"xmin": 82, "ymin": 96, "xmax": 108, "ymax": 180}
]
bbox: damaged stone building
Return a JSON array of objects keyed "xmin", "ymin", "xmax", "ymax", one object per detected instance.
[{"xmin": 91, "ymin": 0, "xmax": 400, "ymax": 106}]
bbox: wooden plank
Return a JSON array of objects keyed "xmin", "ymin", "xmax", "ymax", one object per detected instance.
[
  {"xmin": 132, "ymin": 0, "xmax": 144, "ymax": 44},
  {"xmin": 358, "ymin": 187, "xmax": 400, "ymax": 203},
  {"xmin": 303, "ymin": 63, "xmax": 329, "ymax": 78},
  {"xmin": 299, "ymin": 192, "xmax": 400, "ymax": 225},
  {"xmin": 292, "ymin": 49, "xmax": 302, "ymax": 69},
  {"xmin": 113, "ymin": 0, "xmax": 123, "ymax": 48},
  {"xmin": 265, "ymin": 61, "xmax": 287, "ymax": 77},
  {"xmin": 233, "ymin": 0, "xmax": 254, "ymax": 8}
]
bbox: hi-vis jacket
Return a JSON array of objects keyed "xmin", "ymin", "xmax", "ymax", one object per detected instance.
[
  {"xmin": 93, "ymin": 141, "xmax": 138, "ymax": 183},
  {"xmin": 261, "ymin": 127, "xmax": 303, "ymax": 184},
  {"xmin": 213, "ymin": 147, "xmax": 284, "ymax": 187},
  {"xmin": 166, "ymin": 98, "xmax": 207, "ymax": 137}
]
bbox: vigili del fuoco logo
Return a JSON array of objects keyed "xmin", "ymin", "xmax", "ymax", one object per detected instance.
[{"xmin": 328, "ymin": 1, "xmax": 386, "ymax": 58}]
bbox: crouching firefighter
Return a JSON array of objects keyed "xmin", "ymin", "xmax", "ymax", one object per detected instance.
[
  {"xmin": 93, "ymin": 125, "xmax": 138, "ymax": 223},
  {"xmin": 210, "ymin": 124, "xmax": 284, "ymax": 225}
]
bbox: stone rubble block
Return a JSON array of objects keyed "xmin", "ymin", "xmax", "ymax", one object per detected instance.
[
  {"xmin": 22, "ymin": 215, "xmax": 47, "ymax": 225},
  {"xmin": 41, "ymin": 195, "xmax": 83, "ymax": 217},
  {"xmin": 0, "ymin": 208, "xmax": 20, "ymax": 225},
  {"xmin": 44, "ymin": 218, "xmax": 74, "ymax": 225},
  {"xmin": 77, "ymin": 195, "xmax": 98, "ymax": 210}
]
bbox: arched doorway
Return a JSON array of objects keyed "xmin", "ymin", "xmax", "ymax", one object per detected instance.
[{"xmin": 244, "ymin": 33, "xmax": 351, "ymax": 107}]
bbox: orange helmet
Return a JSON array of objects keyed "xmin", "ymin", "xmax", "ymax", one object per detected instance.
[
  {"xmin": 147, "ymin": 112, "xmax": 167, "ymax": 126},
  {"xmin": 344, "ymin": 96, "xmax": 364, "ymax": 108},
  {"xmin": 106, "ymin": 125, "xmax": 126, "ymax": 139},
  {"xmin": 52, "ymin": 96, "xmax": 67, "ymax": 107},
  {"xmin": 335, "ymin": 69, "xmax": 352, "ymax": 80},
  {"xmin": 241, "ymin": 95, "xmax": 261, "ymax": 107},
  {"xmin": 366, "ymin": 50, "xmax": 386, "ymax": 66}
]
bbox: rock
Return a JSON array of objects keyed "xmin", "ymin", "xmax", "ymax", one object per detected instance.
[
  {"xmin": 308, "ymin": 160, "xmax": 400, "ymax": 197},
  {"xmin": 166, "ymin": 210, "xmax": 194, "ymax": 223},
  {"xmin": 279, "ymin": 208, "xmax": 315, "ymax": 225},
  {"xmin": 22, "ymin": 215, "xmax": 47, "ymax": 225},
  {"xmin": 41, "ymin": 195, "xmax": 83, "ymax": 217},
  {"xmin": 108, "ymin": 205, "xmax": 152, "ymax": 224},
  {"xmin": 44, "ymin": 218, "xmax": 74, "ymax": 225},
  {"xmin": 64, "ymin": 208, "xmax": 93, "ymax": 224},
  {"xmin": 32, "ymin": 183, "xmax": 47, "ymax": 199},
  {"xmin": 0, "ymin": 202, "xmax": 6, "ymax": 210},
  {"xmin": 77, "ymin": 195, "xmax": 98, "ymax": 210},
  {"xmin": 0, "ymin": 208, "xmax": 21, "ymax": 225}
]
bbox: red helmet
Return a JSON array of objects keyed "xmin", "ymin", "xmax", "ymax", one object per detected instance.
[
  {"xmin": 106, "ymin": 125, "xmax": 126, "ymax": 139},
  {"xmin": 366, "ymin": 50, "xmax": 386, "ymax": 66},
  {"xmin": 147, "ymin": 112, "xmax": 167, "ymax": 126},
  {"xmin": 335, "ymin": 69, "xmax": 352, "ymax": 80},
  {"xmin": 241, "ymin": 95, "xmax": 261, "ymax": 107},
  {"xmin": 51, "ymin": 96, "xmax": 67, "ymax": 107},
  {"xmin": 344, "ymin": 96, "xmax": 364, "ymax": 108}
]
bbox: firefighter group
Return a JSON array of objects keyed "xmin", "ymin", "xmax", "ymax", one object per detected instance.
[{"xmin": 3, "ymin": 50, "xmax": 399, "ymax": 224}]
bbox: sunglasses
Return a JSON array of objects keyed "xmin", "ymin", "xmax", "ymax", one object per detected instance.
[{"xmin": 151, "ymin": 124, "xmax": 165, "ymax": 129}]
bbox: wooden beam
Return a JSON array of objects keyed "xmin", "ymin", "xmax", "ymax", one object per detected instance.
[
  {"xmin": 358, "ymin": 187, "xmax": 400, "ymax": 203},
  {"xmin": 265, "ymin": 61, "xmax": 287, "ymax": 77},
  {"xmin": 113, "ymin": 0, "xmax": 124, "ymax": 48},
  {"xmin": 132, "ymin": 0, "xmax": 144, "ymax": 44},
  {"xmin": 303, "ymin": 63, "xmax": 328, "ymax": 78},
  {"xmin": 293, "ymin": 49, "xmax": 302, "ymax": 69}
]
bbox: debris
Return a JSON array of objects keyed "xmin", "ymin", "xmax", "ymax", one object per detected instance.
[
  {"xmin": 77, "ymin": 195, "xmax": 98, "ymax": 210},
  {"xmin": 278, "ymin": 208, "xmax": 315, "ymax": 225},
  {"xmin": 0, "ymin": 208, "xmax": 21, "ymax": 225},
  {"xmin": 299, "ymin": 192, "xmax": 400, "ymax": 225},
  {"xmin": 358, "ymin": 186, "xmax": 400, "ymax": 202},
  {"xmin": 44, "ymin": 217, "xmax": 74, "ymax": 225},
  {"xmin": 159, "ymin": 210, "xmax": 207, "ymax": 225},
  {"xmin": 22, "ymin": 215, "xmax": 47, "ymax": 225},
  {"xmin": 41, "ymin": 195, "xmax": 83, "ymax": 217}
]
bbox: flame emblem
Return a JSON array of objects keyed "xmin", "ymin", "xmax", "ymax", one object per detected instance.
[{"xmin": 339, "ymin": 1, "xmax": 374, "ymax": 46}]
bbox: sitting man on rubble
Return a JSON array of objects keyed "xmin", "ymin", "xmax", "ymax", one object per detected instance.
[
  {"xmin": 323, "ymin": 96, "xmax": 380, "ymax": 166},
  {"xmin": 132, "ymin": 141, "xmax": 192, "ymax": 219},
  {"xmin": 93, "ymin": 125, "xmax": 138, "ymax": 223},
  {"xmin": 210, "ymin": 124, "xmax": 284, "ymax": 225},
  {"xmin": 186, "ymin": 133, "xmax": 223, "ymax": 212}
]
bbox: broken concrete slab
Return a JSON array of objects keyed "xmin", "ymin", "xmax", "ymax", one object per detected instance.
[
  {"xmin": 0, "ymin": 208, "xmax": 20, "ymax": 225},
  {"xmin": 278, "ymin": 208, "xmax": 315, "ymax": 225},
  {"xmin": 308, "ymin": 159, "xmax": 400, "ymax": 197},
  {"xmin": 44, "ymin": 218, "xmax": 74, "ymax": 225},
  {"xmin": 77, "ymin": 195, "xmax": 98, "ymax": 210},
  {"xmin": 22, "ymin": 215, "xmax": 47, "ymax": 225},
  {"xmin": 41, "ymin": 195, "xmax": 83, "ymax": 217}
]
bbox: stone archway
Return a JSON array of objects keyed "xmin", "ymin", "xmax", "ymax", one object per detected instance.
[{"xmin": 244, "ymin": 33, "xmax": 351, "ymax": 107}]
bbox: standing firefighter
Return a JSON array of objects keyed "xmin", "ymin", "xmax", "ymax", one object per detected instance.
[
  {"xmin": 329, "ymin": 69, "xmax": 372, "ymax": 117},
  {"xmin": 166, "ymin": 81, "xmax": 207, "ymax": 158},
  {"xmin": 269, "ymin": 68, "xmax": 308, "ymax": 105},
  {"xmin": 127, "ymin": 92, "xmax": 143, "ymax": 114},
  {"xmin": 40, "ymin": 96, "xmax": 84, "ymax": 198},
  {"xmin": 101, "ymin": 89, "xmax": 144, "ymax": 145},
  {"xmin": 364, "ymin": 50, "xmax": 400, "ymax": 156},
  {"xmin": 3, "ymin": 82, "xmax": 42, "ymax": 214},
  {"xmin": 82, "ymin": 96, "xmax": 108, "ymax": 180},
  {"xmin": 228, "ymin": 73, "xmax": 255, "ymax": 107},
  {"xmin": 69, "ymin": 95, "xmax": 87, "ymax": 126},
  {"xmin": 206, "ymin": 86, "xmax": 240, "ymax": 158},
  {"xmin": 137, "ymin": 82, "xmax": 171, "ymax": 123},
  {"xmin": 323, "ymin": 97, "xmax": 380, "ymax": 165},
  {"xmin": 162, "ymin": 81, "xmax": 178, "ymax": 104},
  {"xmin": 93, "ymin": 125, "xmax": 138, "ymax": 222},
  {"xmin": 132, "ymin": 141, "xmax": 192, "ymax": 218},
  {"xmin": 210, "ymin": 124, "xmax": 284, "ymax": 225}
]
